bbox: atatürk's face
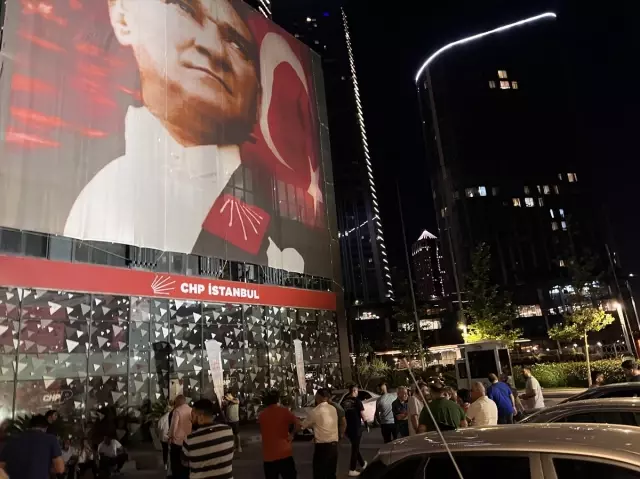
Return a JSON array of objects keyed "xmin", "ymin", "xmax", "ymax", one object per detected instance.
[{"xmin": 110, "ymin": 0, "xmax": 260, "ymax": 145}]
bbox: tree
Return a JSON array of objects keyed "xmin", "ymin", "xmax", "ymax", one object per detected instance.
[
  {"xmin": 352, "ymin": 343, "xmax": 390, "ymax": 389},
  {"xmin": 392, "ymin": 279, "xmax": 429, "ymax": 368},
  {"xmin": 548, "ymin": 307, "xmax": 615, "ymax": 386},
  {"xmin": 392, "ymin": 332, "xmax": 432, "ymax": 368},
  {"xmin": 463, "ymin": 243, "xmax": 521, "ymax": 345}
]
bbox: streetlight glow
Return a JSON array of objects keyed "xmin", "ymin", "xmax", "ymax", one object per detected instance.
[{"xmin": 414, "ymin": 12, "xmax": 557, "ymax": 83}]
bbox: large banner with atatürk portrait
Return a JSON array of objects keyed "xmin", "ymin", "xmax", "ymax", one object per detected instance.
[{"xmin": 0, "ymin": 0, "xmax": 336, "ymax": 278}]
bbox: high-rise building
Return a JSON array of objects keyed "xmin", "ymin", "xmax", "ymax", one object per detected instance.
[
  {"xmin": 415, "ymin": 13, "xmax": 619, "ymax": 341},
  {"xmin": 271, "ymin": 2, "xmax": 394, "ymax": 307},
  {"xmin": 412, "ymin": 230, "xmax": 445, "ymax": 301}
]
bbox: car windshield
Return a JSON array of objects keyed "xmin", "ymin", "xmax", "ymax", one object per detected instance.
[{"xmin": 332, "ymin": 394, "xmax": 344, "ymax": 403}]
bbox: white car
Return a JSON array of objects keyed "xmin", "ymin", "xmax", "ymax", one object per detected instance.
[
  {"xmin": 293, "ymin": 389, "xmax": 396, "ymax": 431},
  {"xmin": 363, "ymin": 423, "xmax": 640, "ymax": 478}
]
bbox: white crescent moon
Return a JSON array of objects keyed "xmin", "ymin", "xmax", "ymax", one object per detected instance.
[{"xmin": 259, "ymin": 32, "xmax": 309, "ymax": 171}]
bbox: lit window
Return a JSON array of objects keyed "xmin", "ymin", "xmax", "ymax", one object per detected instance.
[
  {"xmin": 512, "ymin": 81, "xmax": 519, "ymax": 89},
  {"xmin": 518, "ymin": 305, "xmax": 542, "ymax": 317},
  {"xmin": 538, "ymin": 197, "xmax": 544, "ymax": 207},
  {"xmin": 489, "ymin": 81, "xmax": 496, "ymax": 89},
  {"xmin": 559, "ymin": 259, "xmax": 566, "ymax": 267},
  {"xmin": 465, "ymin": 186, "xmax": 487, "ymax": 198},
  {"xmin": 542, "ymin": 185, "xmax": 550, "ymax": 195},
  {"xmin": 550, "ymin": 209, "xmax": 555, "ymax": 218},
  {"xmin": 492, "ymin": 187, "xmax": 499, "ymax": 196},
  {"xmin": 558, "ymin": 173, "xmax": 563, "ymax": 180},
  {"xmin": 525, "ymin": 197, "xmax": 534, "ymax": 207},
  {"xmin": 554, "ymin": 185, "xmax": 560, "ymax": 194},
  {"xmin": 559, "ymin": 209, "xmax": 565, "ymax": 218},
  {"xmin": 500, "ymin": 80, "xmax": 510, "ymax": 89},
  {"xmin": 561, "ymin": 221, "xmax": 567, "ymax": 231},
  {"xmin": 306, "ymin": 17, "xmax": 312, "ymax": 22},
  {"xmin": 552, "ymin": 222, "xmax": 559, "ymax": 231},
  {"xmin": 498, "ymin": 70, "xmax": 508, "ymax": 79},
  {"xmin": 524, "ymin": 186, "xmax": 531, "ymax": 194},
  {"xmin": 512, "ymin": 198, "xmax": 521, "ymax": 207},
  {"xmin": 537, "ymin": 185, "xmax": 542, "ymax": 194},
  {"xmin": 567, "ymin": 173, "xmax": 578, "ymax": 182}
]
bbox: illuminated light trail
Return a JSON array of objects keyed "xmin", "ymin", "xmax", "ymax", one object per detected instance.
[
  {"xmin": 342, "ymin": 8, "xmax": 394, "ymax": 299},
  {"xmin": 415, "ymin": 12, "xmax": 557, "ymax": 83}
]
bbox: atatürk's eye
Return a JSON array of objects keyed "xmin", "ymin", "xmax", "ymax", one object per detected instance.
[{"xmin": 165, "ymin": 0, "xmax": 197, "ymax": 17}]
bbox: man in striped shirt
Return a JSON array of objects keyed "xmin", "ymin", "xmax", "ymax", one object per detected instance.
[{"xmin": 182, "ymin": 399, "xmax": 235, "ymax": 479}]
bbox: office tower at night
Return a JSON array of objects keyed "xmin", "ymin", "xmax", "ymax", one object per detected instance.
[
  {"xmin": 271, "ymin": 2, "xmax": 394, "ymax": 307},
  {"xmin": 412, "ymin": 230, "xmax": 445, "ymax": 302},
  {"xmin": 416, "ymin": 13, "xmax": 617, "ymax": 341}
]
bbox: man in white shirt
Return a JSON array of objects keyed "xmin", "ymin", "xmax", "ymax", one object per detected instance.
[
  {"xmin": 97, "ymin": 436, "xmax": 127, "ymax": 474},
  {"xmin": 302, "ymin": 389, "xmax": 339, "ymax": 479},
  {"xmin": 521, "ymin": 367, "xmax": 546, "ymax": 412},
  {"xmin": 466, "ymin": 382, "xmax": 498, "ymax": 426}
]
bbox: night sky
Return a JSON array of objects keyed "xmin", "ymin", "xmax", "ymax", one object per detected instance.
[{"xmin": 342, "ymin": 0, "xmax": 640, "ymax": 276}]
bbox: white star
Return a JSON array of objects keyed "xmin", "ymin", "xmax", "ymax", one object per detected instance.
[{"xmin": 307, "ymin": 156, "xmax": 323, "ymax": 215}]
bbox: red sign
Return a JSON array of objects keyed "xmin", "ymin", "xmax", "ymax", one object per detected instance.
[{"xmin": 0, "ymin": 255, "xmax": 337, "ymax": 311}]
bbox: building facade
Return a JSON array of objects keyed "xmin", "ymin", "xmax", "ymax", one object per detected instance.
[
  {"xmin": 412, "ymin": 230, "xmax": 446, "ymax": 301},
  {"xmin": 0, "ymin": 0, "xmax": 349, "ymax": 426},
  {"xmin": 271, "ymin": 2, "xmax": 394, "ymax": 307},
  {"xmin": 416, "ymin": 14, "xmax": 620, "ymax": 341}
]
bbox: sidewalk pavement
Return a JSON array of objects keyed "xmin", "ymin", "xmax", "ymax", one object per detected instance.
[{"xmin": 127, "ymin": 424, "xmax": 264, "ymax": 472}]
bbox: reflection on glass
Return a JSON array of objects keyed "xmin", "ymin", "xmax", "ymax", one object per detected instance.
[{"xmin": 0, "ymin": 287, "xmax": 341, "ymax": 433}]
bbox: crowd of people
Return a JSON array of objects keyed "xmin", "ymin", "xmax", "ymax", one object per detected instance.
[
  {"xmin": 2, "ymin": 360, "xmax": 636, "ymax": 479},
  {"xmin": 0, "ymin": 409, "xmax": 128, "ymax": 479},
  {"xmin": 157, "ymin": 394, "xmax": 240, "ymax": 479}
]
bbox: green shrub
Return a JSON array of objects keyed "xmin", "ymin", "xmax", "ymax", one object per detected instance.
[{"xmin": 513, "ymin": 359, "xmax": 627, "ymax": 388}]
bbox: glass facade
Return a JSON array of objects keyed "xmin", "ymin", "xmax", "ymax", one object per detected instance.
[
  {"xmin": 0, "ymin": 287, "xmax": 342, "ymax": 431},
  {"xmin": 0, "ymin": 227, "xmax": 333, "ymax": 292}
]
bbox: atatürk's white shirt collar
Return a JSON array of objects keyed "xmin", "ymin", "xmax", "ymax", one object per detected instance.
[
  {"xmin": 64, "ymin": 106, "xmax": 241, "ymax": 253},
  {"xmin": 125, "ymin": 106, "xmax": 241, "ymax": 182}
]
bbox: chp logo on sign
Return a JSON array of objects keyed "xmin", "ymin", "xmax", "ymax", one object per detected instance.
[
  {"xmin": 151, "ymin": 275, "xmax": 176, "ymax": 296},
  {"xmin": 42, "ymin": 389, "xmax": 73, "ymax": 404}
]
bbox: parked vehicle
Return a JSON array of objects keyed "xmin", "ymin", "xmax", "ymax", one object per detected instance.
[
  {"xmin": 293, "ymin": 389, "xmax": 393, "ymax": 434},
  {"xmin": 362, "ymin": 423, "xmax": 640, "ymax": 478},
  {"xmin": 560, "ymin": 382, "xmax": 640, "ymax": 404},
  {"xmin": 520, "ymin": 397, "xmax": 640, "ymax": 426}
]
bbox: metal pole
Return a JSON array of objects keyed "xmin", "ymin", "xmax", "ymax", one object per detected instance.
[
  {"xmin": 396, "ymin": 181, "xmax": 425, "ymax": 369},
  {"xmin": 626, "ymin": 280, "xmax": 640, "ymax": 334},
  {"xmin": 606, "ymin": 244, "xmax": 638, "ymax": 357}
]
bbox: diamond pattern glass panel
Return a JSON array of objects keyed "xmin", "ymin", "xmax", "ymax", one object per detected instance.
[
  {"xmin": 15, "ymin": 377, "xmax": 85, "ymax": 420},
  {"xmin": 87, "ymin": 375, "xmax": 128, "ymax": 410},
  {"xmin": 0, "ymin": 286, "xmax": 341, "ymax": 430},
  {"xmin": 202, "ymin": 303, "xmax": 245, "ymax": 416},
  {"xmin": 89, "ymin": 295, "xmax": 130, "ymax": 377}
]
